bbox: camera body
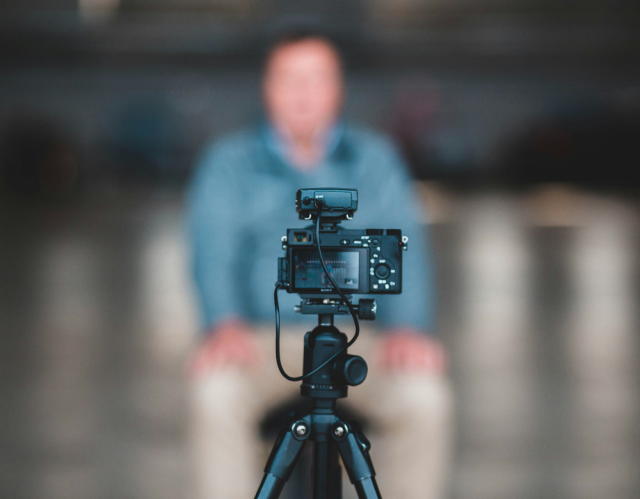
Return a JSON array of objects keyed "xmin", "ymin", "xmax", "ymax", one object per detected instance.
[{"xmin": 278, "ymin": 228, "xmax": 406, "ymax": 295}]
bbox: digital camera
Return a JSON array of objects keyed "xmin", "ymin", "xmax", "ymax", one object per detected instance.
[{"xmin": 277, "ymin": 188, "xmax": 407, "ymax": 295}]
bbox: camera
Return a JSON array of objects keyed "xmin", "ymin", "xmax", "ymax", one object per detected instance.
[{"xmin": 277, "ymin": 188, "xmax": 408, "ymax": 296}]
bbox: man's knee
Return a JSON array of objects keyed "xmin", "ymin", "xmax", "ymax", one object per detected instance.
[
  {"xmin": 375, "ymin": 374, "xmax": 453, "ymax": 428},
  {"xmin": 190, "ymin": 370, "xmax": 258, "ymax": 426}
]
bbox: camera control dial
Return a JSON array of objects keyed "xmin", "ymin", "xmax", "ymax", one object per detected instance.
[{"xmin": 374, "ymin": 264, "xmax": 391, "ymax": 279}]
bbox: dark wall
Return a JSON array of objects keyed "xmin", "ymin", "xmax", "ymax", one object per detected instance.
[{"xmin": 1, "ymin": 1, "xmax": 639, "ymax": 193}]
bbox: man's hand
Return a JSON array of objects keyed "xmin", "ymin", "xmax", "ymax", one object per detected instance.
[
  {"xmin": 188, "ymin": 319, "xmax": 263, "ymax": 377},
  {"xmin": 376, "ymin": 330, "xmax": 447, "ymax": 374}
]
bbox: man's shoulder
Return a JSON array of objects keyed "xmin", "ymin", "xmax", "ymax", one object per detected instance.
[
  {"xmin": 341, "ymin": 125, "xmax": 406, "ymax": 177},
  {"xmin": 343, "ymin": 124, "xmax": 398, "ymax": 156},
  {"xmin": 191, "ymin": 128, "xmax": 269, "ymax": 188}
]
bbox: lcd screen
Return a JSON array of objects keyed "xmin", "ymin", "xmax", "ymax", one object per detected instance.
[{"xmin": 293, "ymin": 250, "xmax": 360, "ymax": 290}]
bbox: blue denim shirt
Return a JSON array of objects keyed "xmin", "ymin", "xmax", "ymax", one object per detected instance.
[{"xmin": 187, "ymin": 124, "xmax": 436, "ymax": 334}]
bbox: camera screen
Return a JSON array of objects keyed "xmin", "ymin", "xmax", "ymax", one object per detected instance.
[{"xmin": 293, "ymin": 250, "xmax": 360, "ymax": 290}]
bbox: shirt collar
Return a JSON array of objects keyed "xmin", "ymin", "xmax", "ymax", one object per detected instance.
[{"xmin": 261, "ymin": 120, "xmax": 346, "ymax": 169}]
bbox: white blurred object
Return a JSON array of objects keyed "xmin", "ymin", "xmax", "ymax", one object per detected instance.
[{"xmin": 563, "ymin": 197, "xmax": 640, "ymax": 499}]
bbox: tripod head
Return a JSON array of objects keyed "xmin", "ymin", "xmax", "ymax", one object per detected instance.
[
  {"xmin": 301, "ymin": 313, "xmax": 369, "ymax": 400},
  {"xmin": 293, "ymin": 296, "xmax": 374, "ymax": 400}
]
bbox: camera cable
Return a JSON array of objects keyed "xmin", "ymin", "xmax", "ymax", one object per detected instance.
[{"xmin": 273, "ymin": 200, "xmax": 360, "ymax": 382}]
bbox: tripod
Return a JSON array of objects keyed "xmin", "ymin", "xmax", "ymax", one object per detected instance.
[{"xmin": 254, "ymin": 311, "xmax": 382, "ymax": 499}]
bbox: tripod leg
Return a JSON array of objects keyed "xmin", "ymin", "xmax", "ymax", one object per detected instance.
[
  {"xmin": 255, "ymin": 417, "xmax": 310, "ymax": 499},
  {"xmin": 313, "ymin": 440, "xmax": 342, "ymax": 499},
  {"xmin": 332, "ymin": 420, "xmax": 382, "ymax": 499}
]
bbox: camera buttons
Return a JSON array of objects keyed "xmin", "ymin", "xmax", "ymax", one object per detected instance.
[
  {"xmin": 372, "ymin": 253, "xmax": 379, "ymax": 258},
  {"xmin": 340, "ymin": 239, "xmax": 350, "ymax": 245}
]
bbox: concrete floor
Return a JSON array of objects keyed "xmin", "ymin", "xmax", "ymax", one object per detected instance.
[{"xmin": 1, "ymin": 185, "xmax": 639, "ymax": 499}]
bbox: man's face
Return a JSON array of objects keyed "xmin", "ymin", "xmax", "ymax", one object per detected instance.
[{"xmin": 263, "ymin": 39, "xmax": 344, "ymax": 141}]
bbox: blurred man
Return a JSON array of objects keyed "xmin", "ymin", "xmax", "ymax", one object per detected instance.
[{"xmin": 187, "ymin": 30, "xmax": 451, "ymax": 499}]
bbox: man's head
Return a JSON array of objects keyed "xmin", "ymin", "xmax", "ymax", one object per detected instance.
[{"xmin": 262, "ymin": 31, "xmax": 344, "ymax": 144}]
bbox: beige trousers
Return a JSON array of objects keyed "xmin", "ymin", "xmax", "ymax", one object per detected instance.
[{"xmin": 189, "ymin": 327, "xmax": 453, "ymax": 499}]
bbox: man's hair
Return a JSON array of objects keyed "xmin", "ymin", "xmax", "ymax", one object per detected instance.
[{"xmin": 263, "ymin": 27, "xmax": 343, "ymax": 70}]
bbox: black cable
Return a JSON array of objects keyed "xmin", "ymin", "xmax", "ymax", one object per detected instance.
[
  {"xmin": 273, "ymin": 201, "xmax": 360, "ymax": 382},
  {"xmin": 313, "ymin": 203, "xmax": 360, "ymax": 349}
]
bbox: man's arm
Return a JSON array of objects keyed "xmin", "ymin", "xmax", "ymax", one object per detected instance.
[
  {"xmin": 186, "ymin": 139, "xmax": 262, "ymax": 374},
  {"xmin": 187, "ymin": 140, "xmax": 249, "ymax": 329}
]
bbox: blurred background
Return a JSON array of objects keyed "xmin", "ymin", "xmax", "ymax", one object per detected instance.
[{"xmin": 1, "ymin": 1, "xmax": 639, "ymax": 498}]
